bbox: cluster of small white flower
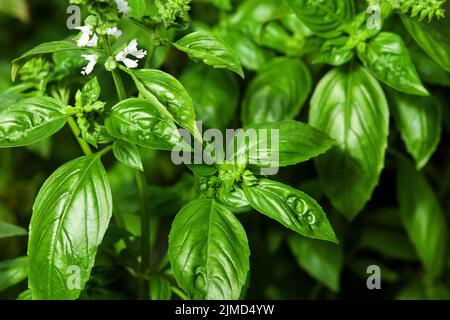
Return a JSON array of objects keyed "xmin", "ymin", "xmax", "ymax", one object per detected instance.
[{"xmin": 78, "ymin": 0, "xmax": 147, "ymax": 75}]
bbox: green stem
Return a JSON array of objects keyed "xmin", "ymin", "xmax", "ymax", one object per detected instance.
[
  {"xmin": 103, "ymin": 34, "xmax": 152, "ymax": 299},
  {"xmin": 144, "ymin": 28, "xmax": 158, "ymax": 69},
  {"xmin": 102, "ymin": 35, "xmax": 127, "ymax": 100},
  {"xmin": 171, "ymin": 286, "xmax": 189, "ymax": 300},
  {"xmin": 67, "ymin": 117, "xmax": 93, "ymax": 155},
  {"xmin": 136, "ymin": 171, "xmax": 150, "ymax": 299}
]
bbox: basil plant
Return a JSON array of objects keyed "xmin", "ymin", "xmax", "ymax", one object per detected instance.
[{"xmin": 0, "ymin": 0, "xmax": 449, "ymax": 300}]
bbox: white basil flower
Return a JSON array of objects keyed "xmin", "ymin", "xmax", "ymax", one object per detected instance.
[
  {"xmin": 75, "ymin": 25, "xmax": 98, "ymax": 48},
  {"xmin": 115, "ymin": 0, "xmax": 131, "ymax": 14},
  {"xmin": 115, "ymin": 39, "xmax": 147, "ymax": 69},
  {"xmin": 107, "ymin": 27, "xmax": 123, "ymax": 39},
  {"xmin": 81, "ymin": 54, "xmax": 98, "ymax": 75}
]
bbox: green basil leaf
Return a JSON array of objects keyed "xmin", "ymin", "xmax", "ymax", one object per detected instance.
[
  {"xmin": 0, "ymin": 96, "xmax": 68, "ymax": 148},
  {"xmin": 314, "ymin": 36, "xmax": 354, "ymax": 66},
  {"xmin": 127, "ymin": 69, "xmax": 201, "ymax": 141},
  {"xmin": 12, "ymin": 41, "xmax": 83, "ymax": 81},
  {"xmin": 357, "ymin": 228, "xmax": 417, "ymax": 261},
  {"xmin": 357, "ymin": 32, "xmax": 428, "ymax": 96},
  {"xmin": 401, "ymin": 16, "xmax": 450, "ymax": 72},
  {"xmin": 0, "ymin": 220, "xmax": 27, "ymax": 238},
  {"xmin": 173, "ymin": 31, "xmax": 244, "ymax": 78},
  {"xmin": 409, "ymin": 44, "xmax": 450, "ymax": 87},
  {"xmin": 105, "ymin": 98, "xmax": 184, "ymax": 151},
  {"xmin": 285, "ymin": 0, "xmax": 354, "ymax": 38},
  {"xmin": 309, "ymin": 64, "xmax": 389, "ymax": 219},
  {"xmin": 243, "ymin": 178, "xmax": 337, "ymax": 243},
  {"xmin": 397, "ymin": 156, "xmax": 447, "ymax": 280},
  {"xmin": 180, "ymin": 64, "xmax": 239, "ymax": 130},
  {"xmin": 76, "ymin": 77, "xmax": 101, "ymax": 107},
  {"xmin": 390, "ymin": 92, "xmax": 442, "ymax": 169},
  {"xmin": 288, "ymin": 235, "xmax": 343, "ymax": 292},
  {"xmin": 233, "ymin": 120, "xmax": 334, "ymax": 168},
  {"xmin": 220, "ymin": 29, "xmax": 271, "ymax": 71},
  {"xmin": 112, "ymin": 140, "xmax": 144, "ymax": 172},
  {"xmin": 149, "ymin": 276, "xmax": 172, "ymax": 300},
  {"xmin": 169, "ymin": 199, "xmax": 250, "ymax": 300},
  {"xmin": 0, "ymin": 257, "xmax": 28, "ymax": 292},
  {"xmin": 242, "ymin": 58, "xmax": 312, "ymax": 126},
  {"xmin": 28, "ymin": 152, "xmax": 113, "ymax": 299}
]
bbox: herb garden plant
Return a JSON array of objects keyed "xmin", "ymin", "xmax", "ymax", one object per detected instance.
[{"xmin": 0, "ymin": 0, "xmax": 449, "ymax": 300}]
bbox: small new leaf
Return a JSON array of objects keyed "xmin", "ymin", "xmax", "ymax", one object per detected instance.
[{"xmin": 113, "ymin": 140, "xmax": 144, "ymax": 172}]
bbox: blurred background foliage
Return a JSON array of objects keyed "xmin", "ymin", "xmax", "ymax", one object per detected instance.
[{"xmin": 0, "ymin": 0, "xmax": 449, "ymax": 300}]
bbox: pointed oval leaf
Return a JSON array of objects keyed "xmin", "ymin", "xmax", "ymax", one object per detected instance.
[
  {"xmin": 242, "ymin": 58, "xmax": 312, "ymax": 126},
  {"xmin": 358, "ymin": 32, "xmax": 428, "ymax": 96},
  {"xmin": 232, "ymin": 120, "xmax": 334, "ymax": 168},
  {"xmin": 401, "ymin": 16, "xmax": 450, "ymax": 72},
  {"xmin": 11, "ymin": 41, "xmax": 83, "ymax": 81},
  {"xmin": 174, "ymin": 31, "xmax": 244, "ymax": 78},
  {"xmin": 390, "ymin": 92, "xmax": 442, "ymax": 169},
  {"xmin": 309, "ymin": 64, "xmax": 389, "ymax": 220},
  {"xmin": 105, "ymin": 98, "xmax": 183, "ymax": 151},
  {"xmin": 28, "ymin": 152, "xmax": 113, "ymax": 299},
  {"xmin": 0, "ymin": 96, "xmax": 68, "ymax": 148},
  {"xmin": 169, "ymin": 199, "xmax": 250, "ymax": 300},
  {"xmin": 243, "ymin": 178, "xmax": 337, "ymax": 243},
  {"xmin": 397, "ymin": 157, "xmax": 447, "ymax": 280},
  {"xmin": 112, "ymin": 140, "xmax": 144, "ymax": 172},
  {"xmin": 128, "ymin": 69, "xmax": 201, "ymax": 141}
]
